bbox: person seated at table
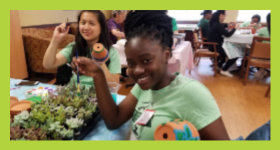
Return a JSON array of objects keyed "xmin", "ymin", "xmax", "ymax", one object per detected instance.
[
  {"xmin": 198, "ymin": 10, "xmax": 212, "ymax": 38},
  {"xmin": 107, "ymin": 10, "xmax": 127, "ymax": 44},
  {"xmin": 43, "ymin": 10, "xmax": 121, "ymax": 89},
  {"xmin": 208, "ymin": 10, "xmax": 239, "ymax": 77},
  {"xmin": 72, "ymin": 10, "xmax": 230, "ymax": 140},
  {"xmin": 240, "ymin": 14, "xmax": 262, "ymax": 29},
  {"xmin": 258, "ymin": 13, "xmax": 270, "ymax": 38},
  {"xmin": 253, "ymin": 13, "xmax": 271, "ymax": 79}
]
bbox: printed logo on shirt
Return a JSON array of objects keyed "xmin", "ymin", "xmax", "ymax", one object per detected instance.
[{"xmin": 132, "ymin": 104, "xmax": 154, "ymax": 139}]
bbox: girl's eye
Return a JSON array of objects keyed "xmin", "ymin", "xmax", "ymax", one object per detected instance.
[
  {"xmin": 128, "ymin": 62, "xmax": 135, "ymax": 67},
  {"xmin": 144, "ymin": 59, "xmax": 151, "ymax": 63}
]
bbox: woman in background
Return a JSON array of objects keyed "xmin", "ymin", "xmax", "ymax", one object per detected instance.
[
  {"xmin": 43, "ymin": 10, "xmax": 121, "ymax": 88},
  {"xmin": 240, "ymin": 14, "xmax": 262, "ymax": 30},
  {"xmin": 107, "ymin": 10, "xmax": 127, "ymax": 44},
  {"xmin": 198, "ymin": 10, "xmax": 212, "ymax": 38},
  {"xmin": 208, "ymin": 10, "xmax": 239, "ymax": 77}
]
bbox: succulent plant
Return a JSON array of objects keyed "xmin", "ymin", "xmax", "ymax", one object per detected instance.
[
  {"xmin": 23, "ymin": 126, "xmax": 47, "ymax": 140},
  {"xmin": 49, "ymin": 122, "xmax": 62, "ymax": 133},
  {"xmin": 30, "ymin": 110, "xmax": 47, "ymax": 124},
  {"xmin": 84, "ymin": 110, "xmax": 92, "ymax": 121},
  {"xmin": 22, "ymin": 119, "xmax": 40, "ymax": 129},
  {"xmin": 11, "ymin": 110, "xmax": 30, "ymax": 127},
  {"xmin": 66, "ymin": 117, "xmax": 84, "ymax": 129},
  {"xmin": 10, "ymin": 126, "xmax": 23, "ymax": 140},
  {"xmin": 59, "ymin": 128, "xmax": 74, "ymax": 139},
  {"xmin": 40, "ymin": 124, "xmax": 51, "ymax": 134},
  {"xmin": 64, "ymin": 106, "xmax": 76, "ymax": 117},
  {"xmin": 52, "ymin": 132, "xmax": 63, "ymax": 140},
  {"xmin": 10, "ymin": 81, "xmax": 99, "ymax": 140},
  {"xmin": 15, "ymin": 137, "xmax": 26, "ymax": 140},
  {"xmin": 77, "ymin": 113, "xmax": 84, "ymax": 120},
  {"xmin": 85, "ymin": 102, "xmax": 97, "ymax": 113}
]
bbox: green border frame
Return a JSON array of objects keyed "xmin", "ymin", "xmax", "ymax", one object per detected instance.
[{"xmin": 4, "ymin": 1, "xmax": 277, "ymax": 149}]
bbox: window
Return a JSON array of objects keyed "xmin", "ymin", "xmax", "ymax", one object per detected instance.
[
  {"xmin": 237, "ymin": 10, "xmax": 270, "ymax": 23},
  {"xmin": 167, "ymin": 10, "xmax": 217, "ymax": 21}
]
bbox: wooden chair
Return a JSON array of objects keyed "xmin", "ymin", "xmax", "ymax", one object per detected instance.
[
  {"xmin": 240, "ymin": 36, "xmax": 270, "ymax": 85},
  {"xmin": 191, "ymin": 29, "xmax": 219, "ymax": 77},
  {"xmin": 198, "ymin": 28, "xmax": 208, "ymax": 43}
]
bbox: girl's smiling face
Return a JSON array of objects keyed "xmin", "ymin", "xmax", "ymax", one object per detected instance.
[{"xmin": 125, "ymin": 37, "xmax": 171, "ymax": 90}]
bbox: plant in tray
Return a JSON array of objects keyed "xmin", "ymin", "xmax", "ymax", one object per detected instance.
[
  {"xmin": 11, "ymin": 110, "xmax": 30, "ymax": 127},
  {"xmin": 60, "ymin": 128, "xmax": 74, "ymax": 139},
  {"xmin": 66, "ymin": 117, "xmax": 84, "ymax": 129},
  {"xmin": 64, "ymin": 106, "xmax": 76, "ymax": 117},
  {"xmin": 10, "ymin": 126, "xmax": 24, "ymax": 140},
  {"xmin": 49, "ymin": 121, "xmax": 63, "ymax": 132},
  {"xmin": 84, "ymin": 110, "xmax": 93, "ymax": 121},
  {"xmin": 22, "ymin": 118, "xmax": 40, "ymax": 129},
  {"xmin": 23, "ymin": 126, "xmax": 47, "ymax": 140},
  {"xmin": 85, "ymin": 102, "xmax": 97, "ymax": 114}
]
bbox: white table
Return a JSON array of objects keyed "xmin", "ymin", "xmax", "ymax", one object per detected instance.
[
  {"xmin": 113, "ymin": 41, "xmax": 194, "ymax": 75},
  {"xmin": 223, "ymin": 30, "xmax": 256, "ymax": 59},
  {"xmin": 177, "ymin": 24, "xmax": 199, "ymax": 31}
]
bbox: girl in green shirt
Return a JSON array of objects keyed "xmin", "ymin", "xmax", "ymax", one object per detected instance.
[
  {"xmin": 198, "ymin": 10, "xmax": 212, "ymax": 38},
  {"xmin": 43, "ymin": 10, "xmax": 121, "ymax": 88},
  {"xmin": 240, "ymin": 14, "xmax": 262, "ymax": 30},
  {"xmin": 73, "ymin": 11, "xmax": 230, "ymax": 140}
]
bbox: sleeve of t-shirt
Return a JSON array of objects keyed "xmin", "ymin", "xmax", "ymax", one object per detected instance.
[
  {"xmin": 172, "ymin": 18, "xmax": 178, "ymax": 32},
  {"xmin": 108, "ymin": 20, "xmax": 117, "ymax": 31},
  {"xmin": 240, "ymin": 21, "xmax": 249, "ymax": 27},
  {"xmin": 181, "ymin": 80, "xmax": 221, "ymax": 130},
  {"xmin": 108, "ymin": 47, "xmax": 121, "ymax": 74},
  {"xmin": 216, "ymin": 23, "xmax": 236, "ymax": 37},
  {"xmin": 59, "ymin": 42, "xmax": 75, "ymax": 63},
  {"xmin": 130, "ymin": 84, "xmax": 141, "ymax": 100}
]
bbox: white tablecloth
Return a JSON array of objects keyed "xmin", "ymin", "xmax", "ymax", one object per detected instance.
[
  {"xmin": 113, "ymin": 41, "xmax": 194, "ymax": 75},
  {"xmin": 177, "ymin": 24, "xmax": 198, "ymax": 31},
  {"xmin": 222, "ymin": 30, "xmax": 256, "ymax": 59},
  {"xmin": 224, "ymin": 30, "xmax": 256, "ymax": 44}
]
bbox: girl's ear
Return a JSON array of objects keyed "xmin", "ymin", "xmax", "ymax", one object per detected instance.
[{"xmin": 164, "ymin": 47, "xmax": 171, "ymax": 63}]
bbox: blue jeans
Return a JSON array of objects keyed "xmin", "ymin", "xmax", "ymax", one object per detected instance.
[
  {"xmin": 233, "ymin": 120, "xmax": 271, "ymax": 140},
  {"xmin": 245, "ymin": 120, "xmax": 270, "ymax": 140}
]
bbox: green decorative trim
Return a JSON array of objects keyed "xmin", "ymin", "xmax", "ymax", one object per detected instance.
[{"xmin": 93, "ymin": 46, "xmax": 105, "ymax": 53}]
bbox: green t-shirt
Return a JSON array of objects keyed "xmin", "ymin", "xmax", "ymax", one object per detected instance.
[
  {"xmin": 258, "ymin": 27, "xmax": 270, "ymax": 43},
  {"xmin": 171, "ymin": 17, "xmax": 178, "ymax": 32},
  {"xmin": 240, "ymin": 21, "xmax": 262, "ymax": 29},
  {"xmin": 131, "ymin": 74, "xmax": 221, "ymax": 140},
  {"xmin": 258, "ymin": 27, "xmax": 270, "ymax": 37},
  {"xmin": 59, "ymin": 42, "xmax": 121, "ymax": 88},
  {"xmin": 198, "ymin": 18, "xmax": 209, "ymax": 37}
]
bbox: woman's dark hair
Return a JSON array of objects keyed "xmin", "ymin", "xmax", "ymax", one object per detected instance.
[
  {"xmin": 266, "ymin": 13, "xmax": 270, "ymax": 35},
  {"xmin": 252, "ymin": 14, "xmax": 261, "ymax": 22},
  {"xmin": 201, "ymin": 10, "xmax": 212, "ymax": 16},
  {"xmin": 124, "ymin": 10, "xmax": 173, "ymax": 55},
  {"xmin": 209, "ymin": 10, "xmax": 225, "ymax": 27},
  {"xmin": 71, "ymin": 10, "xmax": 112, "ymax": 66}
]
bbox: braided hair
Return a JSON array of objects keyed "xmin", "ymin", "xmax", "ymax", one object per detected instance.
[{"xmin": 124, "ymin": 10, "xmax": 173, "ymax": 54}]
